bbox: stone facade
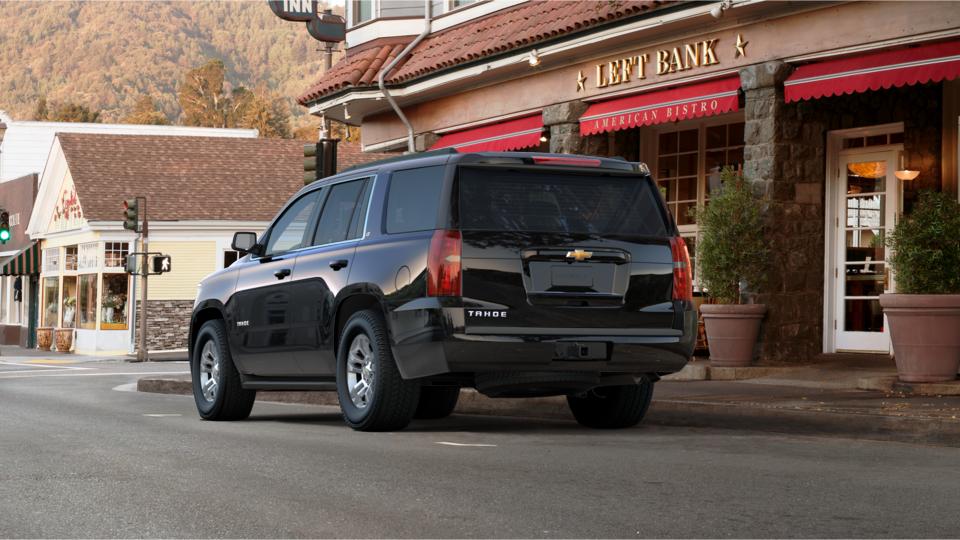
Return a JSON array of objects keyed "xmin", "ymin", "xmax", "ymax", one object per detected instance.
[
  {"xmin": 739, "ymin": 62, "xmax": 943, "ymax": 363},
  {"xmin": 133, "ymin": 299, "xmax": 192, "ymax": 351}
]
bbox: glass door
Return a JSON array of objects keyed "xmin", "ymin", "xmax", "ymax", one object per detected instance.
[{"xmin": 834, "ymin": 150, "xmax": 898, "ymax": 352}]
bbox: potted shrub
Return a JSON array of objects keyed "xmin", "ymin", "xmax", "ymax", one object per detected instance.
[
  {"xmin": 695, "ymin": 168, "xmax": 769, "ymax": 367},
  {"xmin": 880, "ymin": 190, "xmax": 960, "ymax": 382},
  {"xmin": 36, "ymin": 327, "xmax": 54, "ymax": 351}
]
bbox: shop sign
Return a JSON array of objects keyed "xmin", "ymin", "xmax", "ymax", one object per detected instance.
[
  {"xmin": 577, "ymin": 34, "xmax": 748, "ymax": 92},
  {"xmin": 267, "ymin": 0, "xmax": 317, "ymax": 22},
  {"xmin": 50, "ymin": 177, "xmax": 85, "ymax": 233}
]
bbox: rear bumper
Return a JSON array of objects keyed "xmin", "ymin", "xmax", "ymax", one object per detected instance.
[{"xmin": 388, "ymin": 303, "xmax": 696, "ymax": 380}]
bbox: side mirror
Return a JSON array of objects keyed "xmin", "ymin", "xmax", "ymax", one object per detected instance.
[{"xmin": 232, "ymin": 232, "xmax": 261, "ymax": 256}]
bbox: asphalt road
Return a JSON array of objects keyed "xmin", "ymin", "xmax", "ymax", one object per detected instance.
[{"xmin": 1, "ymin": 358, "xmax": 959, "ymax": 539}]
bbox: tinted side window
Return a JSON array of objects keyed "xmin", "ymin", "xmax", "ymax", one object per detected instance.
[
  {"xmin": 264, "ymin": 191, "xmax": 322, "ymax": 256},
  {"xmin": 385, "ymin": 166, "xmax": 444, "ymax": 234},
  {"xmin": 314, "ymin": 179, "xmax": 366, "ymax": 246}
]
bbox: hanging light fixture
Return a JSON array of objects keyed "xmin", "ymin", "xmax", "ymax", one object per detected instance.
[{"xmin": 895, "ymin": 150, "xmax": 919, "ymax": 181}]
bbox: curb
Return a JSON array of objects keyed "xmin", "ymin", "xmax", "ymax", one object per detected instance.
[
  {"xmin": 858, "ymin": 375, "xmax": 960, "ymax": 396},
  {"xmin": 136, "ymin": 377, "xmax": 960, "ymax": 446}
]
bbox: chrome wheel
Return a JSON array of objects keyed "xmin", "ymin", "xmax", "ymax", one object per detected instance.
[
  {"xmin": 346, "ymin": 333, "xmax": 375, "ymax": 409},
  {"xmin": 198, "ymin": 340, "xmax": 220, "ymax": 403}
]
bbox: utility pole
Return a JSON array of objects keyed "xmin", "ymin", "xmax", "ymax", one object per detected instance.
[{"xmin": 137, "ymin": 196, "xmax": 148, "ymax": 362}]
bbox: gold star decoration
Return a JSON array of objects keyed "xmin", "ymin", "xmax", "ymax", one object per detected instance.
[
  {"xmin": 576, "ymin": 70, "xmax": 587, "ymax": 92},
  {"xmin": 735, "ymin": 33, "xmax": 748, "ymax": 58}
]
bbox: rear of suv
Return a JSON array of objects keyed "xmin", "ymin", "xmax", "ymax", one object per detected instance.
[{"xmin": 189, "ymin": 150, "xmax": 696, "ymax": 431}]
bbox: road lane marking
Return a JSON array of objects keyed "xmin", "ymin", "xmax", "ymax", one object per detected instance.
[
  {"xmin": 435, "ymin": 441, "xmax": 497, "ymax": 447},
  {"xmin": 21, "ymin": 359, "xmax": 77, "ymax": 364},
  {"xmin": 143, "ymin": 413, "xmax": 183, "ymax": 417}
]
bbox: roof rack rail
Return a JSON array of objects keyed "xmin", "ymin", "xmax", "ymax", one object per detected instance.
[{"xmin": 339, "ymin": 147, "xmax": 457, "ymax": 173}]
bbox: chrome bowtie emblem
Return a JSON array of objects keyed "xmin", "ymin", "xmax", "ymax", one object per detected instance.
[{"xmin": 565, "ymin": 249, "xmax": 593, "ymax": 262}]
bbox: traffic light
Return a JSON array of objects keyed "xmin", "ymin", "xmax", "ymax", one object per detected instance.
[
  {"xmin": 303, "ymin": 143, "xmax": 319, "ymax": 184},
  {"xmin": 303, "ymin": 139, "xmax": 339, "ymax": 184},
  {"xmin": 0, "ymin": 211, "xmax": 9, "ymax": 243},
  {"xmin": 123, "ymin": 198, "xmax": 139, "ymax": 231}
]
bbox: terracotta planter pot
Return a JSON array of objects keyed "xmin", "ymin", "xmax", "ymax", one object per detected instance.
[
  {"xmin": 700, "ymin": 304, "xmax": 766, "ymax": 367},
  {"xmin": 55, "ymin": 328, "xmax": 74, "ymax": 353},
  {"xmin": 36, "ymin": 327, "xmax": 54, "ymax": 351},
  {"xmin": 879, "ymin": 294, "xmax": 960, "ymax": 383}
]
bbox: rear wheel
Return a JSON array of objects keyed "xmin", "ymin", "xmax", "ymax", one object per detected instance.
[
  {"xmin": 336, "ymin": 310, "xmax": 420, "ymax": 431},
  {"xmin": 414, "ymin": 387, "xmax": 460, "ymax": 419},
  {"xmin": 191, "ymin": 319, "xmax": 256, "ymax": 421},
  {"xmin": 566, "ymin": 378, "xmax": 654, "ymax": 429}
]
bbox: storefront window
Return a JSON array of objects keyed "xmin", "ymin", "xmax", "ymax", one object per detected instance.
[
  {"xmin": 79, "ymin": 242, "xmax": 100, "ymax": 271},
  {"xmin": 42, "ymin": 277, "xmax": 59, "ymax": 327},
  {"xmin": 101, "ymin": 274, "xmax": 129, "ymax": 330},
  {"xmin": 43, "ymin": 248, "xmax": 59, "ymax": 273},
  {"xmin": 104, "ymin": 242, "xmax": 129, "ymax": 268},
  {"xmin": 78, "ymin": 274, "xmax": 98, "ymax": 330},
  {"xmin": 657, "ymin": 128, "xmax": 699, "ymax": 226},
  {"xmin": 61, "ymin": 276, "xmax": 78, "ymax": 328},
  {"xmin": 64, "ymin": 246, "xmax": 78, "ymax": 271},
  {"xmin": 352, "ymin": 0, "xmax": 373, "ymax": 24}
]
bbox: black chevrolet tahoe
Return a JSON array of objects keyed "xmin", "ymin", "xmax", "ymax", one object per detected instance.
[{"xmin": 189, "ymin": 150, "xmax": 696, "ymax": 431}]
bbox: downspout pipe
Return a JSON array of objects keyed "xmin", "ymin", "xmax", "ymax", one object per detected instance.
[{"xmin": 378, "ymin": 0, "xmax": 432, "ymax": 153}]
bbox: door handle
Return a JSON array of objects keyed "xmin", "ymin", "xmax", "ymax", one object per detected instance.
[
  {"xmin": 274, "ymin": 268, "xmax": 291, "ymax": 280},
  {"xmin": 329, "ymin": 259, "xmax": 349, "ymax": 271}
]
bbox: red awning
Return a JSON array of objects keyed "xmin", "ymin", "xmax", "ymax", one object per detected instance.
[
  {"xmin": 579, "ymin": 77, "xmax": 740, "ymax": 136},
  {"xmin": 785, "ymin": 40, "xmax": 960, "ymax": 103},
  {"xmin": 430, "ymin": 115, "xmax": 543, "ymax": 152}
]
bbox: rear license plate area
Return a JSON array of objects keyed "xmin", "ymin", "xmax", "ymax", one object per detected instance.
[{"xmin": 554, "ymin": 342, "xmax": 608, "ymax": 361}]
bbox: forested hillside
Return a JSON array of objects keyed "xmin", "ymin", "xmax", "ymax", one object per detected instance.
[{"xmin": 0, "ymin": 0, "xmax": 337, "ymax": 125}]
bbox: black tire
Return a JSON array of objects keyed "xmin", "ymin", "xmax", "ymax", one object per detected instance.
[
  {"xmin": 414, "ymin": 387, "xmax": 460, "ymax": 419},
  {"xmin": 566, "ymin": 378, "xmax": 654, "ymax": 429},
  {"xmin": 191, "ymin": 319, "xmax": 256, "ymax": 421},
  {"xmin": 336, "ymin": 310, "xmax": 420, "ymax": 431}
]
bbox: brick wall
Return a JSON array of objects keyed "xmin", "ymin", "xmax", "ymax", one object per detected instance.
[{"xmin": 133, "ymin": 299, "xmax": 192, "ymax": 351}]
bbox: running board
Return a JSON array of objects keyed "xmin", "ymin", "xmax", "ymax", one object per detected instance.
[{"xmin": 241, "ymin": 378, "xmax": 337, "ymax": 391}]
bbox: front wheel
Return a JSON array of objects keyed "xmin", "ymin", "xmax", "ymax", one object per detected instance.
[
  {"xmin": 566, "ymin": 378, "xmax": 654, "ymax": 429},
  {"xmin": 336, "ymin": 310, "xmax": 420, "ymax": 431},
  {"xmin": 191, "ymin": 319, "xmax": 256, "ymax": 421}
]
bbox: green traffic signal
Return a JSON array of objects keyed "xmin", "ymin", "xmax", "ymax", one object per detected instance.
[{"xmin": 0, "ymin": 211, "xmax": 9, "ymax": 244}]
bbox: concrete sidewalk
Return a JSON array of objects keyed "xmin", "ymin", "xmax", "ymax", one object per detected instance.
[{"xmin": 137, "ymin": 356, "xmax": 960, "ymax": 447}]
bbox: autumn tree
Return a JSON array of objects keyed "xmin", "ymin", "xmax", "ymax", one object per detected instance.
[
  {"xmin": 121, "ymin": 96, "xmax": 170, "ymax": 125},
  {"xmin": 32, "ymin": 97, "xmax": 48, "ymax": 120},
  {"xmin": 178, "ymin": 59, "xmax": 230, "ymax": 127},
  {"xmin": 33, "ymin": 98, "xmax": 101, "ymax": 123},
  {"xmin": 235, "ymin": 84, "xmax": 291, "ymax": 138}
]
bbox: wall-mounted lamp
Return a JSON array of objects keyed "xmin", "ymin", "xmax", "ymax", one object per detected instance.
[
  {"xmin": 527, "ymin": 49, "xmax": 541, "ymax": 67},
  {"xmin": 895, "ymin": 150, "xmax": 919, "ymax": 181},
  {"xmin": 710, "ymin": 0, "xmax": 732, "ymax": 19},
  {"xmin": 539, "ymin": 133, "xmax": 548, "ymax": 143},
  {"xmin": 343, "ymin": 104, "xmax": 351, "ymax": 120}
]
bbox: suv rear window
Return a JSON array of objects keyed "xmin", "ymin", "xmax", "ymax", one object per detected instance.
[
  {"xmin": 385, "ymin": 166, "xmax": 445, "ymax": 234},
  {"xmin": 458, "ymin": 168, "xmax": 669, "ymax": 236}
]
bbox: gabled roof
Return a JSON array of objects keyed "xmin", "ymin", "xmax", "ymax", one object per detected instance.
[
  {"xmin": 299, "ymin": 0, "xmax": 666, "ymax": 106},
  {"xmin": 56, "ymin": 133, "xmax": 305, "ymax": 222}
]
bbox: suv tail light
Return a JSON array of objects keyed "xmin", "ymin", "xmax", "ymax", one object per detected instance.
[
  {"xmin": 670, "ymin": 236, "xmax": 693, "ymax": 302},
  {"xmin": 428, "ymin": 230, "xmax": 462, "ymax": 297},
  {"xmin": 530, "ymin": 156, "xmax": 602, "ymax": 167}
]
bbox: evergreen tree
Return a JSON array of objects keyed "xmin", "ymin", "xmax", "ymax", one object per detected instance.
[{"xmin": 46, "ymin": 102, "xmax": 101, "ymax": 123}]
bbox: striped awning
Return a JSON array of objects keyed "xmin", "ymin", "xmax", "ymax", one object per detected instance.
[
  {"xmin": 430, "ymin": 115, "xmax": 544, "ymax": 153},
  {"xmin": 1, "ymin": 242, "xmax": 40, "ymax": 276},
  {"xmin": 785, "ymin": 40, "xmax": 960, "ymax": 103},
  {"xmin": 579, "ymin": 76, "xmax": 741, "ymax": 136}
]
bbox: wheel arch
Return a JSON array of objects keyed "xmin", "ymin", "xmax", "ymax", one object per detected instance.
[
  {"xmin": 189, "ymin": 300, "xmax": 226, "ymax": 359},
  {"xmin": 333, "ymin": 289, "xmax": 388, "ymax": 356}
]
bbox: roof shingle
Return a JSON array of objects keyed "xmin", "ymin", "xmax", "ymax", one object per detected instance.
[
  {"xmin": 58, "ymin": 134, "xmax": 307, "ymax": 222},
  {"xmin": 299, "ymin": 0, "xmax": 664, "ymax": 106}
]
